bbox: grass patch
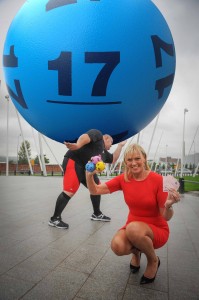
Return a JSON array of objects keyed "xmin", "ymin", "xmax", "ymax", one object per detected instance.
[{"xmin": 176, "ymin": 175, "xmax": 199, "ymax": 192}]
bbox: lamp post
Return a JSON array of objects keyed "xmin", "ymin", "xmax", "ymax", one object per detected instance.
[
  {"xmin": 165, "ymin": 144, "xmax": 168, "ymax": 176},
  {"xmin": 180, "ymin": 108, "xmax": 188, "ymax": 178},
  {"xmin": 5, "ymin": 95, "xmax": 9, "ymax": 176}
]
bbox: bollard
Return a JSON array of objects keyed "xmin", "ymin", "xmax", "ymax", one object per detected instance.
[{"xmin": 179, "ymin": 178, "xmax": 184, "ymax": 194}]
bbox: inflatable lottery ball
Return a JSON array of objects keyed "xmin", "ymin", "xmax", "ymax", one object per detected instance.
[{"xmin": 3, "ymin": 0, "xmax": 176, "ymax": 144}]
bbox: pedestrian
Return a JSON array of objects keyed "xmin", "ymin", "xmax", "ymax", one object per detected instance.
[
  {"xmin": 86, "ymin": 143, "xmax": 180, "ymax": 284},
  {"xmin": 48, "ymin": 129, "xmax": 126, "ymax": 229}
]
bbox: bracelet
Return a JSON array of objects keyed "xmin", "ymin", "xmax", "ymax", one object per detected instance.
[{"xmin": 165, "ymin": 205, "xmax": 173, "ymax": 210}]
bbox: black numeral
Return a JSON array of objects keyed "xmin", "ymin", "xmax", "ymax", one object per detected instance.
[
  {"xmin": 3, "ymin": 45, "xmax": 18, "ymax": 67},
  {"xmin": 155, "ymin": 74, "xmax": 174, "ymax": 99},
  {"xmin": 46, "ymin": 0, "xmax": 100, "ymax": 11},
  {"xmin": 48, "ymin": 51, "xmax": 120, "ymax": 97},
  {"xmin": 48, "ymin": 52, "xmax": 72, "ymax": 96},
  {"xmin": 151, "ymin": 35, "xmax": 175, "ymax": 99},
  {"xmin": 46, "ymin": 0, "xmax": 77, "ymax": 11},
  {"xmin": 85, "ymin": 52, "xmax": 120, "ymax": 96},
  {"xmin": 6, "ymin": 80, "xmax": 28, "ymax": 109},
  {"xmin": 151, "ymin": 35, "xmax": 174, "ymax": 68}
]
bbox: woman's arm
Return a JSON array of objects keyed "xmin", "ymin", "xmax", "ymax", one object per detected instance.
[
  {"xmin": 86, "ymin": 171, "xmax": 110, "ymax": 195},
  {"xmin": 159, "ymin": 189, "xmax": 180, "ymax": 221}
]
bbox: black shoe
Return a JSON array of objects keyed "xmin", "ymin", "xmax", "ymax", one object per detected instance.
[
  {"xmin": 90, "ymin": 213, "xmax": 111, "ymax": 222},
  {"xmin": 130, "ymin": 253, "xmax": 141, "ymax": 273},
  {"xmin": 140, "ymin": 257, "xmax": 160, "ymax": 284},
  {"xmin": 130, "ymin": 264, "xmax": 140, "ymax": 273},
  {"xmin": 48, "ymin": 217, "xmax": 69, "ymax": 229}
]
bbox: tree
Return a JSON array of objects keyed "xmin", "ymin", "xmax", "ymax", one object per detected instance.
[
  {"xmin": 18, "ymin": 140, "xmax": 31, "ymax": 164},
  {"xmin": 34, "ymin": 154, "xmax": 50, "ymax": 164}
]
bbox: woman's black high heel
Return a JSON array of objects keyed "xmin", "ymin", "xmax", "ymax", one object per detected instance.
[
  {"xmin": 140, "ymin": 257, "xmax": 160, "ymax": 284},
  {"xmin": 130, "ymin": 253, "xmax": 141, "ymax": 274}
]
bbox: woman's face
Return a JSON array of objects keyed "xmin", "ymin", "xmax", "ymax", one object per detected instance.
[{"xmin": 125, "ymin": 150, "xmax": 146, "ymax": 175}]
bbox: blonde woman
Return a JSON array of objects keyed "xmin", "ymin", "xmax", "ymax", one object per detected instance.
[{"xmin": 86, "ymin": 144, "xmax": 180, "ymax": 285}]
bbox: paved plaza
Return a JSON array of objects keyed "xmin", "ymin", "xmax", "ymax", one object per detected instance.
[{"xmin": 0, "ymin": 176, "xmax": 199, "ymax": 300}]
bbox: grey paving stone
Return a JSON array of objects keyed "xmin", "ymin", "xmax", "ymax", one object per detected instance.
[
  {"xmin": 0, "ymin": 275, "xmax": 34, "ymax": 300},
  {"xmin": 76, "ymin": 249, "xmax": 130, "ymax": 299},
  {"xmin": 59, "ymin": 243, "xmax": 108, "ymax": 274},
  {"xmin": 48, "ymin": 222, "xmax": 105, "ymax": 255},
  {"xmin": 6, "ymin": 260, "xmax": 52, "ymax": 284},
  {"xmin": 0, "ymin": 251, "xmax": 28, "ymax": 275},
  {"xmin": 21, "ymin": 268, "xmax": 88, "ymax": 300},
  {"xmin": 0, "ymin": 177, "xmax": 199, "ymax": 300},
  {"xmin": 123, "ymin": 284, "xmax": 168, "ymax": 300},
  {"xmin": 169, "ymin": 272, "xmax": 199, "ymax": 300},
  {"xmin": 0, "ymin": 236, "xmax": 21, "ymax": 251},
  {"xmin": 6, "ymin": 247, "xmax": 69, "ymax": 283},
  {"xmin": 128, "ymin": 255, "xmax": 168, "ymax": 293},
  {"xmin": 77, "ymin": 277, "xmax": 127, "ymax": 300}
]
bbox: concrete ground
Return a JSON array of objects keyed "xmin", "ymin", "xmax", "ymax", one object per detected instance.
[{"xmin": 0, "ymin": 176, "xmax": 199, "ymax": 300}]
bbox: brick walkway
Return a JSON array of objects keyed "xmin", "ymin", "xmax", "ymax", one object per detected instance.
[{"xmin": 0, "ymin": 176, "xmax": 199, "ymax": 300}]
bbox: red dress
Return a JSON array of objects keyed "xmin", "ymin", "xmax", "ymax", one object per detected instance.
[{"xmin": 106, "ymin": 172, "xmax": 169, "ymax": 249}]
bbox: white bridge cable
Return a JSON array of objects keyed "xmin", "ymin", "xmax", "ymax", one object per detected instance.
[
  {"xmin": 193, "ymin": 161, "xmax": 199, "ymax": 177},
  {"xmin": 15, "ymin": 108, "xmax": 33, "ymax": 175},
  {"xmin": 136, "ymin": 132, "xmax": 141, "ymax": 144},
  {"xmin": 32, "ymin": 128, "xmax": 43, "ymax": 171},
  {"xmin": 187, "ymin": 126, "xmax": 199, "ymax": 156},
  {"xmin": 184, "ymin": 125, "xmax": 199, "ymax": 166},
  {"xmin": 41, "ymin": 134, "xmax": 63, "ymax": 172},
  {"xmin": 38, "ymin": 132, "xmax": 47, "ymax": 176},
  {"xmin": 150, "ymin": 130, "xmax": 164, "ymax": 171},
  {"xmin": 147, "ymin": 113, "xmax": 160, "ymax": 158}
]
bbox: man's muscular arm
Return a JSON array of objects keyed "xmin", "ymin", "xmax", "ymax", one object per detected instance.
[
  {"xmin": 112, "ymin": 140, "xmax": 127, "ymax": 163},
  {"xmin": 64, "ymin": 134, "xmax": 91, "ymax": 151}
]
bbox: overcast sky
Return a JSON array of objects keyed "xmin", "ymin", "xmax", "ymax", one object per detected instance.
[{"xmin": 0, "ymin": 0, "xmax": 199, "ymax": 164}]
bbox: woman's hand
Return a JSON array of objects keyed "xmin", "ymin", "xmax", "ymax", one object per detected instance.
[
  {"xmin": 86, "ymin": 170, "xmax": 110, "ymax": 195},
  {"xmin": 164, "ymin": 189, "xmax": 180, "ymax": 209}
]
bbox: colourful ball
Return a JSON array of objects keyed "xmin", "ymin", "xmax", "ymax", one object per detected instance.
[
  {"xmin": 3, "ymin": 0, "xmax": 175, "ymax": 144},
  {"xmin": 96, "ymin": 161, "xmax": 106, "ymax": 172},
  {"xmin": 91, "ymin": 155, "xmax": 102, "ymax": 164},
  {"xmin": 85, "ymin": 162, "xmax": 95, "ymax": 172}
]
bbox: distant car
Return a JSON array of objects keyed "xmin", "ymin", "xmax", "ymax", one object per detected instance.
[{"xmin": 176, "ymin": 168, "xmax": 192, "ymax": 175}]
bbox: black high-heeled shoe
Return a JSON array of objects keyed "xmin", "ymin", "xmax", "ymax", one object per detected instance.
[
  {"xmin": 140, "ymin": 257, "xmax": 160, "ymax": 284},
  {"xmin": 130, "ymin": 253, "xmax": 141, "ymax": 274}
]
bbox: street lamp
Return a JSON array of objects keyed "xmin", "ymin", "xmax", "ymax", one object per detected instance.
[{"xmin": 181, "ymin": 108, "xmax": 188, "ymax": 178}]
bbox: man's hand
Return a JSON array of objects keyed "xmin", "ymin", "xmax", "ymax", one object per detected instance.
[
  {"xmin": 112, "ymin": 140, "xmax": 127, "ymax": 163},
  {"xmin": 64, "ymin": 133, "xmax": 91, "ymax": 150},
  {"xmin": 64, "ymin": 142, "xmax": 80, "ymax": 151},
  {"xmin": 118, "ymin": 140, "xmax": 127, "ymax": 147}
]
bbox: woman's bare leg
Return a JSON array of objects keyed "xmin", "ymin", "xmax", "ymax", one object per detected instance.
[
  {"xmin": 126, "ymin": 222, "xmax": 159, "ymax": 278},
  {"xmin": 111, "ymin": 229, "xmax": 133, "ymax": 256}
]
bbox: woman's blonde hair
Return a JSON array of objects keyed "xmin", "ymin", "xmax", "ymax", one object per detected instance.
[{"xmin": 123, "ymin": 144, "xmax": 150, "ymax": 182}]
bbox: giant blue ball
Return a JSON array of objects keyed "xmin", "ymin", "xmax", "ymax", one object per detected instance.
[{"xmin": 3, "ymin": 0, "xmax": 176, "ymax": 144}]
